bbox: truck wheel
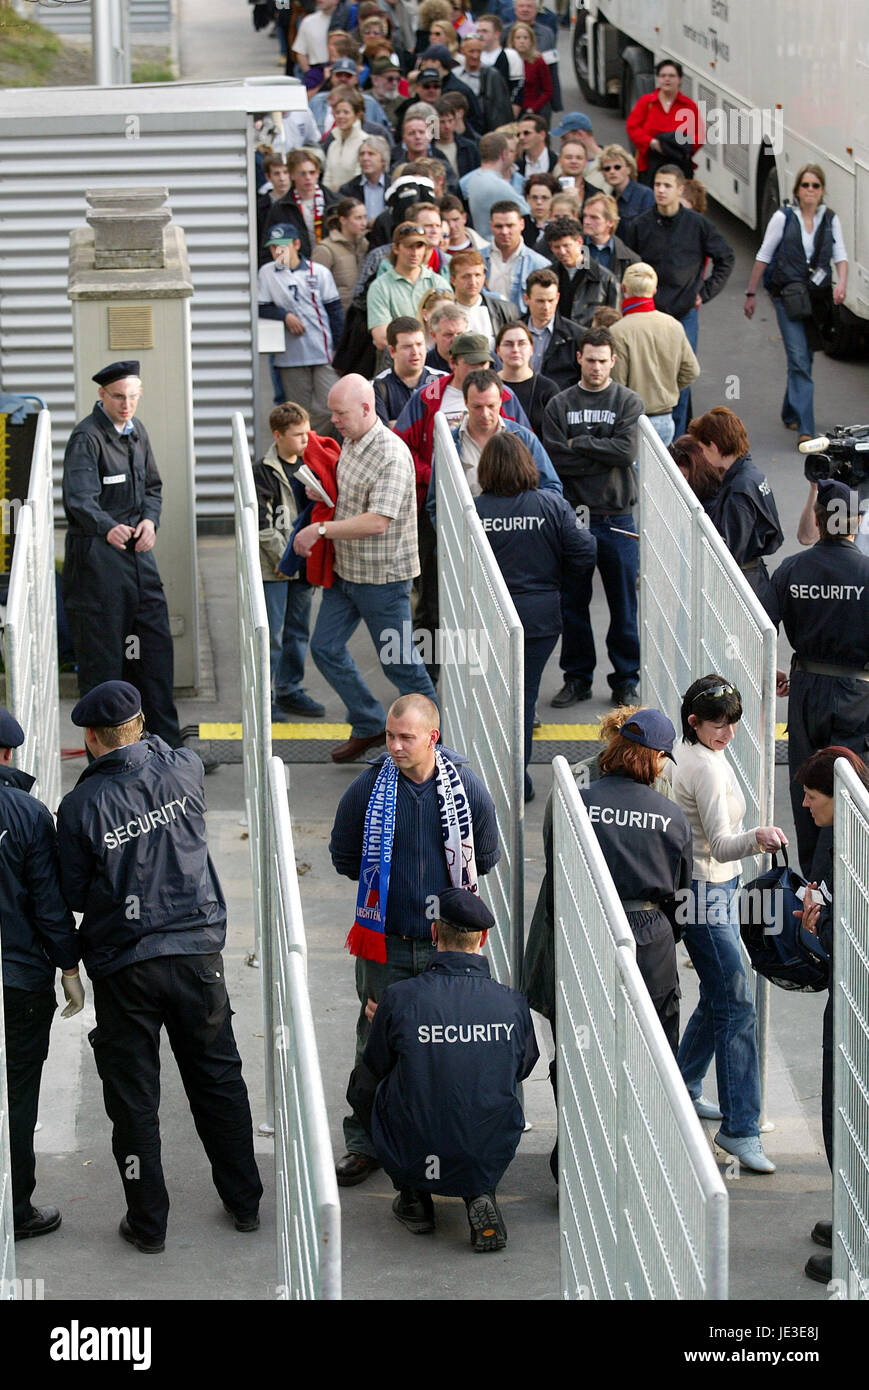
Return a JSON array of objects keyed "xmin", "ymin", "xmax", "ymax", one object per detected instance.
[
  {"xmin": 574, "ymin": 20, "xmax": 616, "ymax": 106},
  {"xmin": 821, "ymin": 305, "xmax": 867, "ymax": 360}
]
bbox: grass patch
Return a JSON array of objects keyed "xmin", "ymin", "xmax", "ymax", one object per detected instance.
[
  {"xmin": 0, "ymin": 8, "xmax": 62, "ymax": 85},
  {"xmin": 132, "ymin": 60, "xmax": 175, "ymax": 83}
]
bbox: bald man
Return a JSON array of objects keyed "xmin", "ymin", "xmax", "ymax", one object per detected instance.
[
  {"xmin": 293, "ymin": 377, "xmax": 437, "ymax": 762},
  {"xmin": 330, "ymin": 693, "xmax": 500, "ymax": 1184}
]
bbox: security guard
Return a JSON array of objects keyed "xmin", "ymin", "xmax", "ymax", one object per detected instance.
[
  {"xmin": 347, "ymin": 887, "xmax": 538, "ymax": 1252},
  {"xmin": 0, "ymin": 709, "xmax": 83, "ymax": 1240},
  {"xmin": 55, "ymin": 682, "xmax": 262, "ymax": 1252},
  {"xmin": 580, "ymin": 709, "xmax": 693, "ymax": 1053},
  {"xmin": 61, "ymin": 361, "xmax": 182, "ymax": 750},
  {"xmin": 765, "ymin": 478, "xmax": 869, "ymax": 875},
  {"xmin": 704, "ymin": 453, "xmax": 783, "ymax": 608}
]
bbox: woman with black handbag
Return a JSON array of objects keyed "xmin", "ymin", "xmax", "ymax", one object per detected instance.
[
  {"xmin": 743, "ymin": 164, "xmax": 848, "ymax": 445},
  {"xmin": 794, "ymin": 746, "xmax": 869, "ymax": 1284}
]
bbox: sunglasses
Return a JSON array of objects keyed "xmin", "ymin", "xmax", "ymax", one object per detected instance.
[
  {"xmin": 800, "ymin": 180, "xmax": 822, "ymax": 189},
  {"xmin": 602, "ymin": 163, "xmax": 624, "ymax": 172},
  {"xmin": 692, "ymin": 683, "xmax": 737, "ymax": 706}
]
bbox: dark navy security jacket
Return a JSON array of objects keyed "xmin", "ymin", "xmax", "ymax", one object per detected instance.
[{"xmin": 0, "ymin": 767, "xmax": 79, "ymax": 991}]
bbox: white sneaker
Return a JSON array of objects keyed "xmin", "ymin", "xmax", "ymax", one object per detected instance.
[
  {"xmin": 693, "ymin": 1095, "xmax": 723, "ymax": 1121},
  {"xmin": 714, "ymin": 1131, "xmax": 776, "ymax": 1173}
]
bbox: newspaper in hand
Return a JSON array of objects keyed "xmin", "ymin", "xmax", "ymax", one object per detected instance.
[{"xmin": 296, "ymin": 463, "xmax": 335, "ymax": 509}]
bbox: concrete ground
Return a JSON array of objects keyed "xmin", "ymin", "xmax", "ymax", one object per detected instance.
[{"xmin": 15, "ymin": 6, "xmax": 867, "ymax": 1305}]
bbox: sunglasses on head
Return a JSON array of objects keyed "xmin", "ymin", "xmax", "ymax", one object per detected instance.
[{"xmin": 692, "ymin": 683, "xmax": 737, "ymax": 706}]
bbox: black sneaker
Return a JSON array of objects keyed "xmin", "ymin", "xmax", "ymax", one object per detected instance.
[
  {"xmin": 119, "ymin": 1217, "xmax": 165, "ymax": 1253},
  {"xmin": 277, "ymin": 690, "xmax": 325, "ymax": 718},
  {"xmin": 466, "ymin": 1192, "xmax": 507, "ymax": 1252},
  {"xmin": 392, "ymin": 1189, "xmax": 435, "ymax": 1235},
  {"xmin": 551, "ymin": 680, "xmax": 592, "ymax": 708}
]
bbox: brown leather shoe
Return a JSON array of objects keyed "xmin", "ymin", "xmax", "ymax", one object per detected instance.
[
  {"xmin": 335, "ymin": 1152, "xmax": 382, "ymax": 1186},
  {"xmin": 330, "ymin": 731, "xmax": 386, "ymax": 763}
]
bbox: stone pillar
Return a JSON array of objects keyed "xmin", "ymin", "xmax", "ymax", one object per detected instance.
[{"xmin": 67, "ymin": 186, "xmax": 200, "ymax": 693}]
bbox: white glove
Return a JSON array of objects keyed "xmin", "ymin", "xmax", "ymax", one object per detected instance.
[{"xmin": 61, "ymin": 971, "xmax": 85, "ymax": 1018}]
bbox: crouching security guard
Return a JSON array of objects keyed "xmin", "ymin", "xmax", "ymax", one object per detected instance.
[
  {"xmin": 61, "ymin": 360, "xmax": 182, "ymax": 750},
  {"xmin": 0, "ymin": 710, "xmax": 84, "ymax": 1240},
  {"xmin": 347, "ymin": 887, "xmax": 538, "ymax": 1252},
  {"xmin": 580, "ymin": 708, "xmax": 693, "ymax": 1054},
  {"xmin": 55, "ymin": 682, "xmax": 262, "ymax": 1253}
]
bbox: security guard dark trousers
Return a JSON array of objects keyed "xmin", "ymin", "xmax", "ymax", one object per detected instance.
[
  {"xmin": 56, "ymin": 682, "xmax": 261, "ymax": 1249},
  {"xmin": 62, "ymin": 365, "xmax": 181, "ymax": 749}
]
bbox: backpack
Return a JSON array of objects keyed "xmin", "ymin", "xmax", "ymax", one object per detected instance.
[{"xmin": 739, "ymin": 849, "xmax": 830, "ymax": 992}]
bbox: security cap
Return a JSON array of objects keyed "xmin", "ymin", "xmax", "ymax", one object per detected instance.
[
  {"xmin": 92, "ymin": 361, "xmax": 140, "ymax": 386},
  {"xmin": 331, "ymin": 57, "xmax": 358, "ymax": 75},
  {"xmin": 816, "ymin": 478, "xmax": 853, "ymax": 510},
  {"xmin": 619, "ymin": 708, "xmax": 677, "ymax": 762},
  {"xmin": 421, "ymin": 43, "xmax": 458, "ymax": 68},
  {"xmin": 551, "ymin": 112, "xmax": 593, "ymax": 137},
  {"xmin": 436, "ymin": 886, "xmax": 495, "ymax": 933},
  {"xmin": 448, "ymin": 331, "xmax": 491, "ymax": 364},
  {"xmin": 0, "ymin": 708, "xmax": 25, "ymax": 748},
  {"xmin": 265, "ymin": 223, "xmax": 302, "ymax": 246},
  {"xmin": 71, "ymin": 681, "xmax": 143, "ymax": 729}
]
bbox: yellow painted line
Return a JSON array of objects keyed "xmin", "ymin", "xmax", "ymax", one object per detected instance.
[{"xmin": 199, "ymin": 720, "xmax": 792, "ymax": 742}]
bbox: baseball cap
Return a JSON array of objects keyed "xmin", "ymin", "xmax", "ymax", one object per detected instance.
[
  {"xmin": 422, "ymin": 43, "xmax": 458, "ymax": 68},
  {"xmin": 370, "ymin": 54, "xmax": 401, "ymax": 75},
  {"xmin": 618, "ymin": 709, "xmax": 677, "ymax": 762},
  {"xmin": 418, "ymin": 68, "xmax": 443, "ymax": 85},
  {"xmin": 551, "ymin": 112, "xmax": 593, "ymax": 137},
  {"xmin": 393, "ymin": 221, "xmax": 428, "ymax": 245},
  {"xmin": 448, "ymin": 332, "xmax": 491, "ymax": 364},
  {"xmin": 331, "ymin": 57, "xmax": 358, "ymax": 75},
  {"xmin": 816, "ymin": 478, "xmax": 853, "ymax": 509},
  {"xmin": 265, "ymin": 223, "xmax": 302, "ymax": 247}
]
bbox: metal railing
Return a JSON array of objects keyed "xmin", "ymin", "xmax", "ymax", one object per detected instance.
[
  {"xmin": 4, "ymin": 410, "xmax": 61, "ymax": 811},
  {"xmin": 832, "ymin": 757, "xmax": 869, "ymax": 1298},
  {"xmin": 553, "ymin": 757, "xmax": 728, "ymax": 1300},
  {"xmin": 433, "ymin": 413, "xmax": 524, "ymax": 987},
  {"xmin": 267, "ymin": 759, "xmax": 341, "ymax": 1300},
  {"xmin": 637, "ymin": 419, "xmax": 776, "ymax": 1119}
]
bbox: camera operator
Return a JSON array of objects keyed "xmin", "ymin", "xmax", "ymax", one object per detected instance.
[
  {"xmin": 764, "ymin": 478, "xmax": 869, "ymax": 877},
  {"xmin": 796, "ymin": 426, "xmax": 869, "ymax": 558}
]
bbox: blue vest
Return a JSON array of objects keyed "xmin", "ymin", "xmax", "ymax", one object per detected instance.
[{"xmin": 765, "ymin": 206, "xmax": 834, "ymax": 291}]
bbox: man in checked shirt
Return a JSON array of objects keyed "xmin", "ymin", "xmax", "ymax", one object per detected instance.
[{"xmin": 292, "ymin": 375, "xmax": 438, "ymax": 762}]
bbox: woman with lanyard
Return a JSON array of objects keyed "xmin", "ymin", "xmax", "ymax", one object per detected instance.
[
  {"xmin": 795, "ymin": 746, "xmax": 869, "ymax": 1284},
  {"xmin": 744, "ymin": 163, "xmax": 848, "ymax": 445},
  {"xmin": 580, "ymin": 708, "xmax": 693, "ymax": 1053},
  {"xmin": 493, "ymin": 321, "xmax": 559, "ymax": 437},
  {"xmin": 687, "ymin": 407, "xmax": 784, "ymax": 610},
  {"xmin": 473, "ymin": 434, "xmax": 596, "ymax": 803},
  {"xmin": 672, "ymin": 675, "xmax": 788, "ymax": 1173}
]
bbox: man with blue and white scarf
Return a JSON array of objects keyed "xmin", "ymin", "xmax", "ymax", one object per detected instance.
[{"xmin": 330, "ymin": 693, "xmax": 500, "ymax": 1186}]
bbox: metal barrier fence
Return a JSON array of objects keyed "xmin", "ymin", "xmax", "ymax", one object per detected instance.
[
  {"xmin": 637, "ymin": 418, "xmax": 776, "ymax": 1118},
  {"xmin": 4, "ymin": 410, "xmax": 61, "ymax": 811},
  {"xmin": 433, "ymin": 413, "xmax": 524, "ymax": 987},
  {"xmin": 232, "ymin": 413, "xmax": 274, "ymax": 1124},
  {"xmin": 833, "ymin": 757, "xmax": 869, "ymax": 1298},
  {"xmin": 0, "ymin": 936, "xmax": 16, "ymax": 1300},
  {"xmin": 553, "ymin": 757, "xmax": 729, "ymax": 1299},
  {"xmin": 267, "ymin": 759, "xmax": 341, "ymax": 1300}
]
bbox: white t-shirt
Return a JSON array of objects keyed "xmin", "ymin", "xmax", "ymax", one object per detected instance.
[
  {"xmin": 439, "ymin": 384, "xmax": 466, "ymax": 429},
  {"xmin": 463, "ymin": 297, "xmax": 495, "ymax": 351},
  {"xmin": 293, "ymin": 11, "xmax": 330, "ymax": 64}
]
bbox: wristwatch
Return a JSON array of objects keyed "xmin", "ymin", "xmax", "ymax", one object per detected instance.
[
  {"xmin": 744, "ymin": 291, "xmax": 755, "ymax": 297},
  {"xmin": 317, "ymin": 522, "xmax": 327, "ymax": 537}
]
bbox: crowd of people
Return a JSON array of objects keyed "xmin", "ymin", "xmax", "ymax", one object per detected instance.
[{"xmin": 1, "ymin": 2, "xmax": 863, "ymax": 1278}]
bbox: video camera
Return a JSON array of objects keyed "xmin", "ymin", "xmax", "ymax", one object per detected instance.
[{"xmin": 799, "ymin": 424, "xmax": 869, "ymax": 486}]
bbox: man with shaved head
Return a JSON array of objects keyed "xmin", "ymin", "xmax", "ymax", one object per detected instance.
[
  {"xmin": 293, "ymin": 375, "xmax": 437, "ymax": 761},
  {"xmin": 330, "ymin": 693, "xmax": 500, "ymax": 1188}
]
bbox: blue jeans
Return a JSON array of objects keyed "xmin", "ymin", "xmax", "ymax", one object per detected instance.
[
  {"xmin": 647, "ymin": 412, "xmax": 675, "ymax": 447},
  {"xmin": 676, "ymin": 877, "xmax": 761, "ymax": 1138},
  {"xmin": 773, "ymin": 297, "xmax": 815, "ymax": 436},
  {"xmin": 343, "ymin": 934, "xmax": 436, "ymax": 1155},
  {"xmin": 672, "ymin": 307, "xmax": 698, "ymax": 437},
  {"xmin": 263, "ymin": 578, "xmax": 314, "ymax": 700},
  {"xmin": 560, "ymin": 512, "xmax": 639, "ymax": 690},
  {"xmin": 310, "ymin": 576, "xmax": 437, "ymax": 737}
]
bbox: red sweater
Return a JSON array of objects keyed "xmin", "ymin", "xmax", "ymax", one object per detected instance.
[
  {"xmin": 521, "ymin": 56, "xmax": 553, "ymax": 113},
  {"xmin": 300, "ymin": 433, "xmax": 341, "ymax": 588},
  {"xmin": 626, "ymin": 91, "xmax": 704, "ymax": 172}
]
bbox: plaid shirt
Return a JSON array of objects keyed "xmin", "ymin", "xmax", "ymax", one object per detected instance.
[{"xmin": 333, "ymin": 419, "xmax": 419, "ymax": 584}]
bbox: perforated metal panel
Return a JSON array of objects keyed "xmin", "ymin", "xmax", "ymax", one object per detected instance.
[{"xmin": 17, "ymin": 0, "xmax": 172, "ymax": 35}]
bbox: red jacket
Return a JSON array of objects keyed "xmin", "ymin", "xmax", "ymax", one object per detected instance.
[
  {"xmin": 521, "ymin": 56, "xmax": 553, "ymax": 113},
  {"xmin": 626, "ymin": 91, "xmax": 704, "ymax": 172},
  {"xmin": 300, "ymin": 433, "xmax": 341, "ymax": 587}
]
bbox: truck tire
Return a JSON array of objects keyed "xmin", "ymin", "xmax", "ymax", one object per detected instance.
[
  {"xmin": 821, "ymin": 305, "xmax": 867, "ymax": 360},
  {"xmin": 757, "ymin": 159, "xmax": 779, "ymax": 233},
  {"xmin": 621, "ymin": 62, "xmax": 655, "ymax": 119},
  {"xmin": 573, "ymin": 19, "xmax": 616, "ymax": 106}
]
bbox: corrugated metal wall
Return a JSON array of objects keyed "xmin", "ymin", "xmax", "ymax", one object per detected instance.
[
  {"xmin": 0, "ymin": 113, "xmax": 256, "ymax": 518},
  {"xmin": 17, "ymin": 1, "xmax": 173, "ymax": 36}
]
